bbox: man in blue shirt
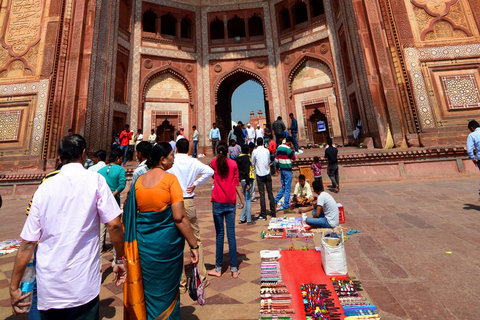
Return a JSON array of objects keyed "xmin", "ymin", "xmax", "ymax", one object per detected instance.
[
  {"xmin": 467, "ymin": 120, "xmax": 480, "ymax": 170},
  {"xmin": 209, "ymin": 122, "xmax": 220, "ymax": 156},
  {"xmin": 289, "ymin": 113, "xmax": 299, "ymax": 153}
]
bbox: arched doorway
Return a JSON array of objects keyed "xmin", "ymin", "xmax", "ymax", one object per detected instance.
[
  {"xmin": 156, "ymin": 118, "xmax": 174, "ymax": 142},
  {"xmin": 306, "ymin": 106, "xmax": 329, "ymax": 144},
  {"xmin": 214, "ymin": 69, "xmax": 270, "ymax": 141}
]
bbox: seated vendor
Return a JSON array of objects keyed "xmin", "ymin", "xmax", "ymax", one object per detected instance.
[
  {"xmin": 292, "ymin": 175, "xmax": 315, "ymax": 207},
  {"xmin": 303, "ymin": 180, "xmax": 339, "ymax": 228}
]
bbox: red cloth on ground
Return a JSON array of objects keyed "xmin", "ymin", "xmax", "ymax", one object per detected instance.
[
  {"xmin": 211, "ymin": 157, "xmax": 240, "ymax": 204},
  {"xmin": 279, "ymin": 250, "xmax": 345, "ymax": 319}
]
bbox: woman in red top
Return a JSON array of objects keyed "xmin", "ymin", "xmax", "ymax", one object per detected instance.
[{"xmin": 208, "ymin": 142, "xmax": 245, "ymax": 278}]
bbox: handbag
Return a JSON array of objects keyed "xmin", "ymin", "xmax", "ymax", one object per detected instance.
[{"xmin": 188, "ymin": 264, "xmax": 206, "ymax": 306}]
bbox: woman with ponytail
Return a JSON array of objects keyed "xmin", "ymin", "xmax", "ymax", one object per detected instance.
[{"xmin": 208, "ymin": 142, "xmax": 245, "ymax": 278}]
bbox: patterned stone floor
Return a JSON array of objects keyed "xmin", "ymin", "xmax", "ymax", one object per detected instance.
[{"xmin": 1, "ymin": 172, "xmax": 480, "ymax": 319}]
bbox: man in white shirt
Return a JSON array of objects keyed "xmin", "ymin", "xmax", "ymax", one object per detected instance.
[
  {"xmin": 246, "ymin": 123, "xmax": 255, "ymax": 144},
  {"xmin": 255, "ymin": 124, "xmax": 264, "ymax": 142},
  {"xmin": 168, "ymin": 138, "xmax": 214, "ymax": 290},
  {"xmin": 251, "ymin": 138, "xmax": 275, "ymax": 220},
  {"xmin": 305, "ymin": 180, "xmax": 339, "ymax": 228},
  {"xmin": 88, "ymin": 149, "xmax": 107, "ymax": 172},
  {"xmin": 10, "ymin": 134, "xmax": 126, "ymax": 319}
]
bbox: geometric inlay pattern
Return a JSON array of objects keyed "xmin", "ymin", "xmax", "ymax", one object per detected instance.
[
  {"xmin": 0, "ymin": 110, "xmax": 22, "ymax": 141},
  {"xmin": 441, "ymin": 75, "xmax": 480, "ymax": 109}
]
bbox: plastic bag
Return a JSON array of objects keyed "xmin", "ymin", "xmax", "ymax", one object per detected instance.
[
  {"xmin": 321, "ymin": 230, "xmax": 347, "ymax": 276},
  {"xmin": 188, "ymin": 264, "xmax": 205, "ymax": 306}
]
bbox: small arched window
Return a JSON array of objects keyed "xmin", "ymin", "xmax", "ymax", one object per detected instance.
[
  {"xmin": 181, "ymin": 17, "xmax": 192, "ymax": 39},
  {"xmin": 310, "ymin": 0, "xmax": 325, "ymax": 17},
  {"xmin": 161, "ymin": 12, "xmax": 176, "ymax": 36},
  {"xmin": 279, "ymin": 7, "xmax": 291, "ymax": 31},
  {"xmin": 293, "ymin": 0, "xmax": 308, "ymax": 25},
  {"xmin": 248, "ymin": 13, "xmax": 264, "ymax": 37},
  {"xmin": 210, "ymin": 17, "xmax": 224, "ymax": 40},
  {"xmin": 143, "ymin": 9, "xmax": 157, "ymax": 33},
  {"xmin": 227, "ymin": 15, "xmax": 246, "ymax": 38}
]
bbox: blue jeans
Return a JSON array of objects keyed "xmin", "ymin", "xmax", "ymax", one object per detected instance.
[
  {"xmin": 240, "ymin": 181, "xmax": 252, "ymax": 222},
  {"xmin": 275, "ymin": 170, "xmax": 293, "ymax": 210},
  {"xmin": 212, "ymin": 202, "xmax": 238, "ymax": 272},
  {"xmin": 306, "ymin": 208, "xmax": 331, "ymax": 228},
  {"xmin": 120, "ymin": 145, "xmax": 128, "ymax": 165},
  {"xmin": 193, "ymin": 140, "xmax": 198, "ymax": 158},
  {"xmin": 29, "ymin": 249, "xmax": 40, "ymax": 320},
  {"xmin": 292, "ymin": 132, "xmax": 299, "ymax": 152}
]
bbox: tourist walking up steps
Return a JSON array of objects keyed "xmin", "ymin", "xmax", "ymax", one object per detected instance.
[
  {"xmin": 209, "ymin": 122, "xmax": 220, "ymax": 156},
  {"xmin": 119, "ymin": 124, "xmax": 132, "ymax": 165},
  {"xmin": 123, "ymin": 142, "xmax": 199, "ymax": 320},
  {"xmin": 168, "ymin": 138, "xmax": 214, "ymax": 293},
  {"xmin": 272, "ymin": 116, "xmax": 286, "ymax": 147},
  {"xmin": 252, "ymin": 138, "xmax": 276, "ymax": 220},
  {"xmin": 289, "ymin": 113, "xmax": 299, "ymax": 153},
  {"xmin": 10, "ymin": 134, "xmax": 126, "ymax": 319},
  {"xmin": 208, "ymin": 142, "xmax": 244, "ymax": 279},
  {"xmin": 325, "ymin": 137, "xmax": 339, "ymax": 193},
  {"xmin": 274, "ymin": 136, "xmax": 296, "ymax": 213}
]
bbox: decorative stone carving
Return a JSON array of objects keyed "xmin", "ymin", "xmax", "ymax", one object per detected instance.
[
  {"xmin": 405, "ymin": 0, "xmax": 480, "ymax": 44},
  {"xmin": 256, "ymin": 60, "xmax": 265, "ymax": 69},
  {"xmin": 284, "ymin": 55, "xmax": 291, "ymax": 65},
  {"xmin": 214, "ymin": 64, "xmax": 222, "ymax": 73},
  {"xmin": 0, "ymin": 110, "xmax": 22, "ymax": 142},
  {"xmin": 441, "ymin": 74, "xmax": 480, "ymax": 109},
  {"xmin": 186, "ymin": 64, "xmax": 193, "ymax": 72},
  {"xmin": 3, "ymin": 0, "xmax": 45, "ymax": 56},
  {"xmin": 144, "ymin": 59, "xmax": 153, "ymax": 69},
  {"xmin": 167, "ymin": 60, "xmax": 172, "ymax": 65},
  {"xmin": 319, "ymin": 43, "xmax": 329, "ymax": 54}
]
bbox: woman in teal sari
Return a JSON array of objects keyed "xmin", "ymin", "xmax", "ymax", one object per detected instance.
[{"xmin": 123, "ymin": 142, "xmax": 199, "ymax": 320}]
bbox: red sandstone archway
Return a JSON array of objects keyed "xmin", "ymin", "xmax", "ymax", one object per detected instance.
[{"xmin": 213, "ymin": 67, "xmax": 271, "ymax": 140}]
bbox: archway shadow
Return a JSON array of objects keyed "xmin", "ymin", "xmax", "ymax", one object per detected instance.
[
  {"xmin": 180, "ymin": 306, "xmax": 200, "ymax": 320},
  {"xmin": 463, "ymin": 203, "xmax": 480, "ymax": 211}
]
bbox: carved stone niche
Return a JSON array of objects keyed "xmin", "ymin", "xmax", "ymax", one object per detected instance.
[{"xmin": 405, "ymin": 0, "xmax": 480, "ymax": 45}]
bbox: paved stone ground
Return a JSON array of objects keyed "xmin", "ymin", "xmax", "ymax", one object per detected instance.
[{"xmin": 1, "ymin": 171, "xmax": 480, "ymax": 319}]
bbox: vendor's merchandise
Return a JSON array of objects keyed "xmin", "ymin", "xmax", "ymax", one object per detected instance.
[
  {"xmin": 301, "ymin": 283, "xmax": 342, "ymax": 320},
  {"xmin": 261, "ymin": 217, "xmax": 314, "ymax": 239},
  {"xmin": 259, "ymin": 250, "xmax": 295, "ymax": 319},
  {"xmin": 0, "ymin": 239, "xmax": 22, "ymax": 256},
  {"xmin": 332, "ymin": 276, "xmax": 381, "ymax": 319}
]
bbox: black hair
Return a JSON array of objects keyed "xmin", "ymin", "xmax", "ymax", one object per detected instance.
[
  {"xmin": 468, "ymin": 120, "xmax": 480, "ymax": 130},
  {"xmin": 241, "ymin": 144, "xmax": 250, "ymax": 154},
  {"xmin": 248, "ymin": 142, "xmax": 255, "ymax": 150},
  {"xmin": 176, "ymin": 138, "xmax": 189, "ymax": 153},
  {"xmin": 192, "ymin": 125, "xmax": 196, "ymax": 129},
  {"xmin": 277, "ymin": 116, "xmax": 282, "ymax": 120},
  {"xmin": 327, "ymin": 137, "xmax": 333, "ymax": 146},
  {"xmin": 289, "ymin": 113, "xmax": 294, "ymax": 117},
  {"xmin": 299, "ymin": 174, "xmax": 306, "ymax": 180},
  {"xmin": 151, "ymin": 128, "xmax": 155, "ymax": 133},
  {"xmin": 94, "ymin": 149, "xmax": 107, "ymax": 162},
  {"xmin": 286, "ymin": 136, "xmax": 294, "ymax": 143},
  {"xmin": 59, "ymin": 134, "xmax": 87, "ymax": 164},
  {"xmin": 213, "ymin": 122, "xmax": 216, "ymax": 126},
  {"xmin": 108, "ymin": 148, "xmax": 124, "ymax": 163},
  {"xmin": 136, "ymin": 141, "xmax": 152, "ymax": 158},
  {"xmin": 138, "ymin": 129, "xmax": 142, "ymax": 133},
  {"xmin": 312, "ymin": 180, "xmax": 324, "ymax": 192},
  {"xmin": 68, "ymin": 128, "xmax": 73, "ymax": 132},
  {"xmin": 125, "ymin": 124, "xmax": 130, "ymax": 128},
  {"xmin": 313, "ymin": 156, "xmax": 320, "ymax": 163},
  {"xmin": 257, "ymin": 137, "xmax": 264, "ymax": 146},
  {"xmin": 216, "ymin": 142, "xmax": 229, "ymax": 177},
  {"xmin": 147, "ymin": 142, "xmax": 172, "ymax": 169},
  {"xmin": 169, "ymin": 135, "xmax": 174, "ymax": 141},
  {"xmin": 229, "ymin": 139, "xmax": 236, "ymax": 145}
]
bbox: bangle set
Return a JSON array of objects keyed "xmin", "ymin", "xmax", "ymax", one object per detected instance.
[{"xmin": 190, "ymin": 245, "xmax": 199, "ymax": 250}]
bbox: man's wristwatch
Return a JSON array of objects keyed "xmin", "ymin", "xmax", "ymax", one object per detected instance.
[{"xmin": 115, "ymin": 255, "xmax": 126, "ymax": 264}]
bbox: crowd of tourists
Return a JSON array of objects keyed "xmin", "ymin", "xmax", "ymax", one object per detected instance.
[{"xmin": 10, "ymin": 116, "xmax": 344, "ymax": 320}]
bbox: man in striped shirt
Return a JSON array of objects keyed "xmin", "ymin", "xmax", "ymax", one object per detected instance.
[{"xmin": 274, "ymin": 136, "xmax": 296, "ymax": 213}]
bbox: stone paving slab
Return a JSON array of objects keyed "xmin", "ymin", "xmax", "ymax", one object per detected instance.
[{"xmin": 1, "ymin": 175, "xmax": 480, "ymax": 319}]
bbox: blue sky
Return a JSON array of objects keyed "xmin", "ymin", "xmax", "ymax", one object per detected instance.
[{"xmin": 231, "ymin": 80, "xmax": 265, "ymax": 124}]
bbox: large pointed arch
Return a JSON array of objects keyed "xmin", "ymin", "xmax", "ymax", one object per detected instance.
[
  {"xmin": 213, "ymin": 66, "xmax": 270, "ymax": 105},
  {"xmin": 287, "ymin": 53, "xmax": 335, "ymax": 98},
  {"xmin": 141, "ymin": 65, "xmax": 194, "ymax": 106}
]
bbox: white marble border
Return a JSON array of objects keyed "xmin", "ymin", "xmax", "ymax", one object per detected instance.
[
  {"xmin": 404, "ymin": 43, "xmax": 480, "ymax": 130},
  {"xmin": 0, "ymin": 79, "xmax": 50, "ymax": 156}
]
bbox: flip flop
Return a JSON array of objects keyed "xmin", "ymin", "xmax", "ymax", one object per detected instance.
[{"xmin": 346, "ymin": 229, "xmax": 355, "ymax": 235}]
